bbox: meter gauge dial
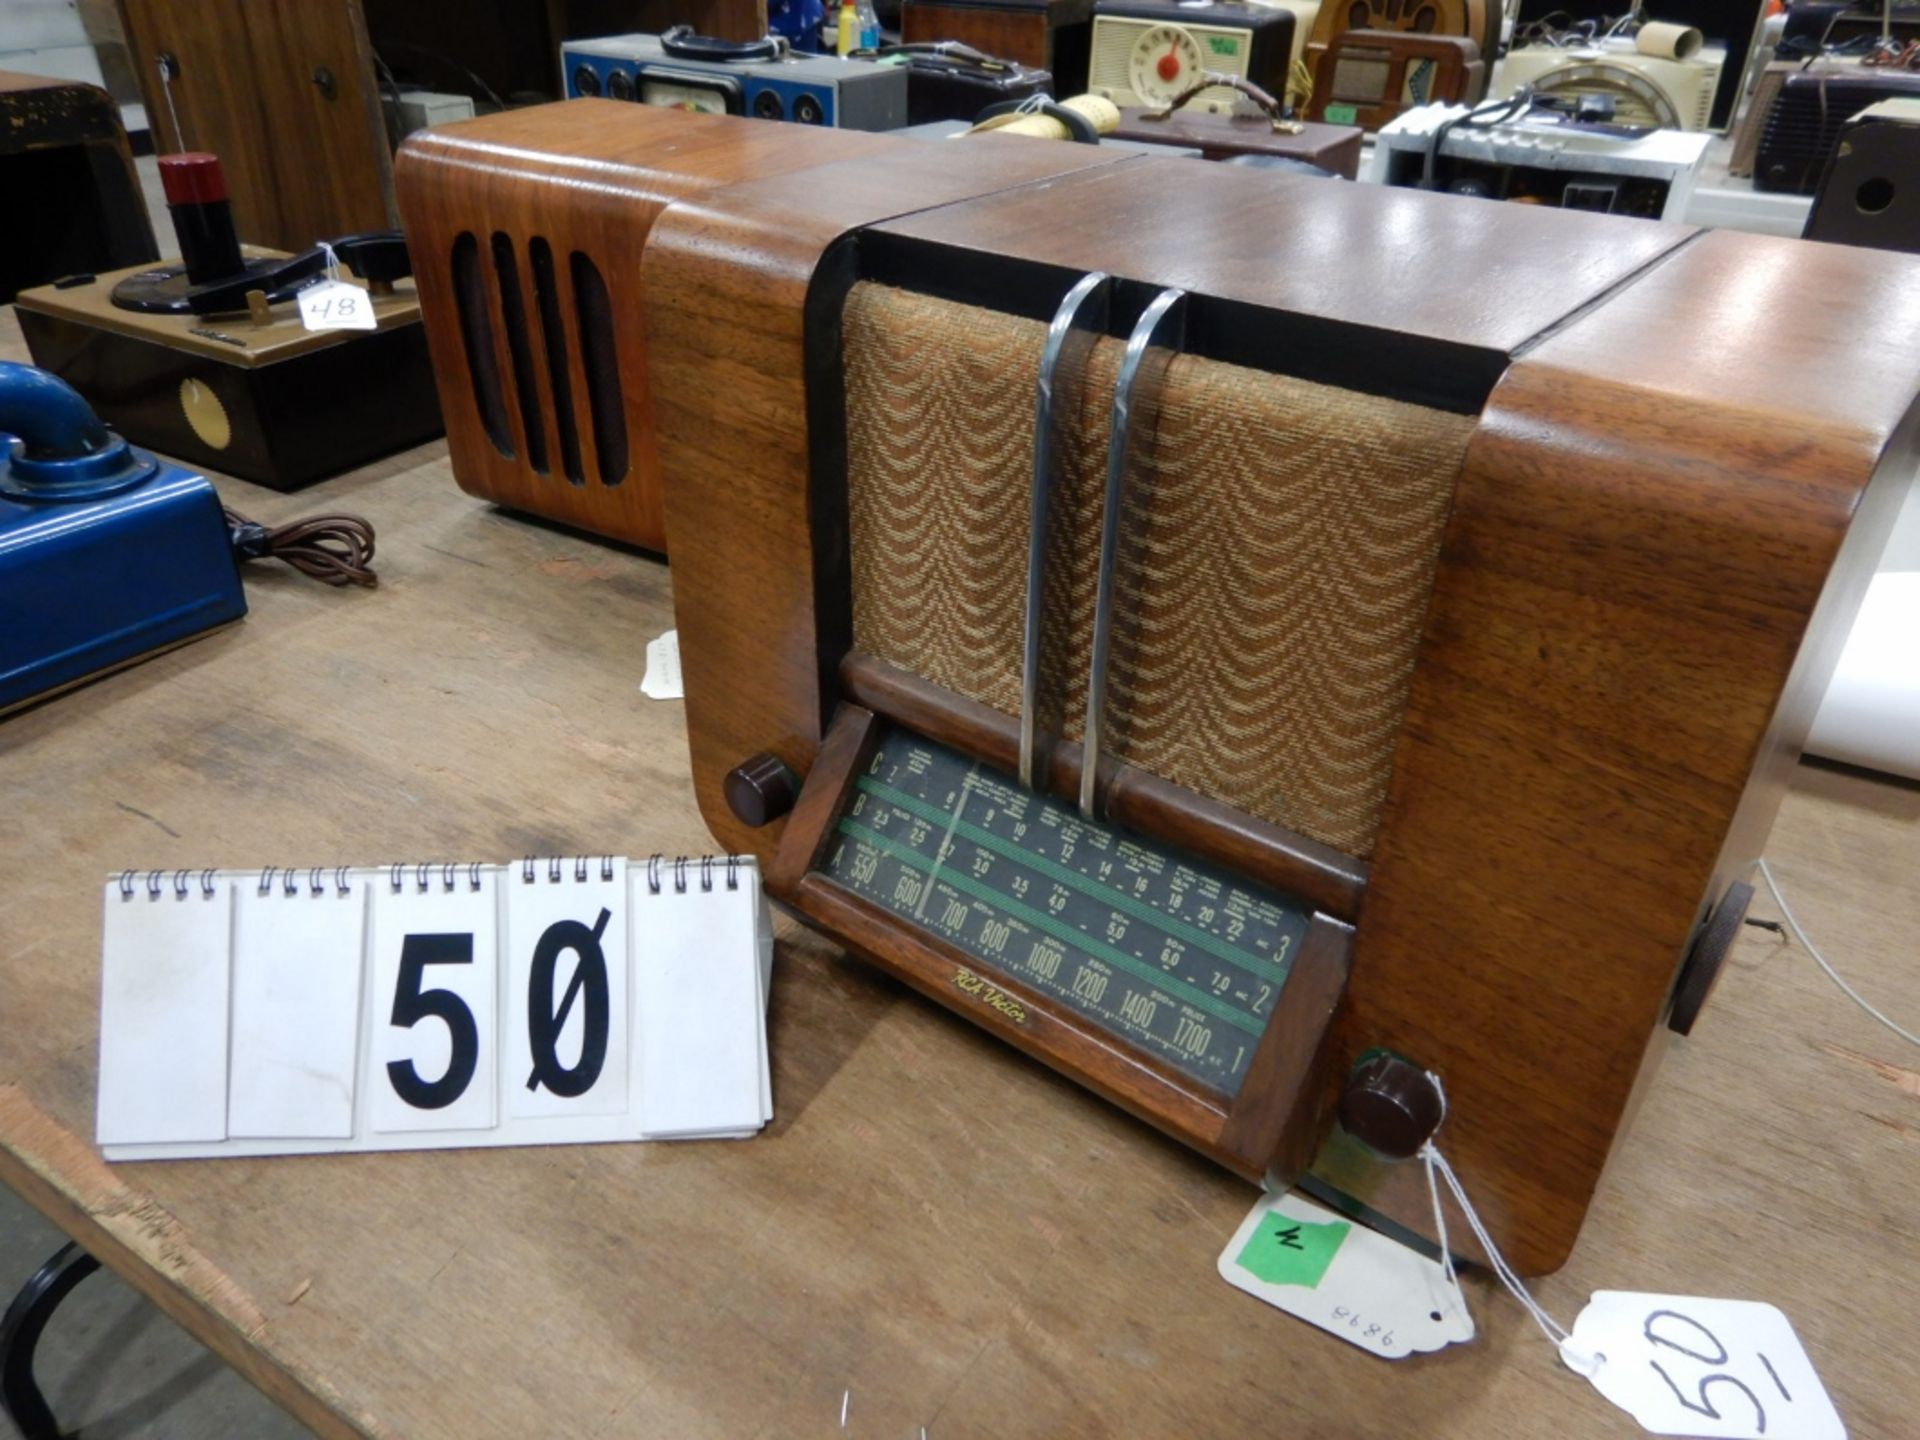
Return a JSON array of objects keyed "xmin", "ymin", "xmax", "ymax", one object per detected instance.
[{"xmin": 640, "ymin": 79, "xmax": 729, "ymax": 114}]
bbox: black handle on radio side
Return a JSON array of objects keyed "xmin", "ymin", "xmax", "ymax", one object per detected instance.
[{"xmin": 658, "ymin": 25, "xmax": 785, "ymax": 63}]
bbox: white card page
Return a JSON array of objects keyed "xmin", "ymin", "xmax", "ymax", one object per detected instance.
[
  {"xmin": 505, "ymin": 859, "xmax": 629, "ymax": 1119},
  {"xmin": 369, "ymin": 866, "xmax": 500, "ymax": 1133},
  {"xmin": 632, "ymin": 859, "xmax": 765, "ymax": 1138},
  {"xmin": 227, "ymin": 873, "xmax": 367, "ymax": 1139},
  {"xmin": 97, "ymin": 876, "xmax": 234, "ymax": 1145}
]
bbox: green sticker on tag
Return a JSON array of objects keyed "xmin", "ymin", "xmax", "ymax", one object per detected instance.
[
  {"xmin": 1234, "ymin": 1211, "xmax": 1350, "ymax": 1289},
  {"xmin": 1324, "ymin": 104, "xmax": 1358, "ymax": 125}
]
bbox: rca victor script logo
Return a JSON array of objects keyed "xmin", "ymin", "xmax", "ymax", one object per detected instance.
[{"xmin": 952, "ymin": 967, "xmax": 1029, "ymax": 1024}]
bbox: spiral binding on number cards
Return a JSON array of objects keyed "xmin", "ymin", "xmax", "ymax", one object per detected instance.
[
  {"xmin": 642, "ymin": 853, "xmax": 743, "ymax": 895},
  {"xmin": 517, "ymin": 855, "xmax": 618, "ymax": 884},
  {"xmin": 256, "ymin": 866, "xmax": 358, "ymax": 897},
  {"xmin": 386, "ymin": 860, "xmax": 485, "ymax": 893},
  {"xmin": 118, "ymin": 868, "xmax": 219, "ymax": 900}
]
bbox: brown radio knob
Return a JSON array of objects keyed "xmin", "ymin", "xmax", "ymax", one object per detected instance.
[
  {"xmin": 724, "ymin": 752, "xmax": 800, "ymax": 828},
  {"xmin": 1339, "ymin": 1052, "xmax": 1443, "ymax": 1161}
]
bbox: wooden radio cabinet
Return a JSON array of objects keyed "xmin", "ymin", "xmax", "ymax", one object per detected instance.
[
  {"xmin": 388, "ymin": 104, "xmax": 1920, "ymax": 1272},
  {"xmin": 626, "ymin": 130, "xmax": 1920, "ymax": 1273}
]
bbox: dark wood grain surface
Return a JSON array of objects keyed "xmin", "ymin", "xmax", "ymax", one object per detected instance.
[
  {"xmin": 118, "ymin": 0, "xmax": 393, "ymax": 250},
  {"xmin": 867, "ymin": 157, "xmax": 1692, "ymax": 354}
]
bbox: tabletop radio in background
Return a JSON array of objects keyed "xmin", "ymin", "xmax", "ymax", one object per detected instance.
[
  {"xmin": 1306, "ymin": 0, "xmax": 1497, "ymax": 92},
  {"xmin": 1089, "ymin": 0, "xmax": 1311, "ymax": 110},
  {"xmin": 902, "ymin": 0, "xmax": 1096, "ymax": 96},
  {"xmin": 1306, "ymin": 30, "xmax": 1483, "ymax": 128},
  {"xmin": 1489, "ymin": 35, "xmax": 1726, "ymax": 132},
  {"xmin": 1755, "ymin": 67, "xmax": 1920, "ymax": 196},
  {"xmin": 1370, "ymin": 102, "xmax": 1710, "ymax": 219},
  {"xmin": 885, "ymin": 43, "xmax": 1056, "ymax": 124},
  {"xmin": 562, "ymin": 30, "xmax": 908, "ymax": 129}
]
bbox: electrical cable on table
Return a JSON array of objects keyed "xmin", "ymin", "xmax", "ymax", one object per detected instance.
[{"xmin": 225, "ymin": 507, "xmax": 378, "ymax": 588}]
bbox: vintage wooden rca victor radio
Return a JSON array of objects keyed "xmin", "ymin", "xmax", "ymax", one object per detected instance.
[{"xmin": 643, "ymin": 128, "xmax": 1920, "ymax": 1273}]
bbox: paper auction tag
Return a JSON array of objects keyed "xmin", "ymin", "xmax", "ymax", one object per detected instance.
[
  {"xmin": 1564, "ymin": 1293, "xmax": 1845, "ymax": 1439},
  {"xmin": 298, "ymin": 279, "xmax": 377, "ymax": 332},
  {"xmin": 640, "ymin": 629, "xmax": 683, "ymax": 700},
  {"xmin": 1218, "ymin": 1189, "xmax": 1474, "ymax": 1358}
]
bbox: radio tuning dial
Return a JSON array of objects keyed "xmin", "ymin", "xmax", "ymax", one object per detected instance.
[{"xmin": 1128, "ymin": 23, "xmax": 1204, "ymax": 104}]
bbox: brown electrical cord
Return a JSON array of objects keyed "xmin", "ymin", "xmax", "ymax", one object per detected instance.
[{"xmin": 224, "ymin": 506, "xmax": 378, "ymax": 588}]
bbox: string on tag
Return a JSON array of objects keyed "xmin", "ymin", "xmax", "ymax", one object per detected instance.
[
  {"xmin": 158, "ymin": 55, "xmax": 188, "ymax": 151},
  {"xmin": 317, "ymin": 240, "xmax": 343, "ymax": 285},
  {"xmin": 1417, "ymin": 1072, "xmax": 1603, "ymax": 1376}
]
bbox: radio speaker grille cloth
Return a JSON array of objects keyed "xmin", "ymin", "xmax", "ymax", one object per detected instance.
[{"xmin": 841, "ymin": 282, "xmax": 1473, "ymax": 858}]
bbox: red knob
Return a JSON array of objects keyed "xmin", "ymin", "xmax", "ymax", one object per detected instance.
[
  {"xmin": 1157, "ymin": 50, "xmax": 1182, "ymax": 82},
  {"xmin": 158, "ymin": 152, "xmax": 229, "ymax": 205}
]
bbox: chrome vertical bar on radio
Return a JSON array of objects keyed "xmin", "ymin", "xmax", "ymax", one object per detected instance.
[
  {"xmin": 1021, "ymin": 271, "xmax": 1112, "ymax": 791},
  {"xmin": 1080, "ymin": 286, "xmax": 1187, "ymax": 821}
]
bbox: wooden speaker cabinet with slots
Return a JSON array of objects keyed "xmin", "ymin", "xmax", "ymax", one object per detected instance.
[
  {"xmin": 394, "ymin": 103, "xmax": 896, "ymax": 549},
  {"xmin": 643, "ymin": 133, "xmax": 1920, "ymax": 1272}
]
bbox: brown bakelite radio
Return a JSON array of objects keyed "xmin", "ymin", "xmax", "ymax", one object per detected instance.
[{"xmin": 618, "ymin": 119, "xmax": 1920, "ymax": 1274}]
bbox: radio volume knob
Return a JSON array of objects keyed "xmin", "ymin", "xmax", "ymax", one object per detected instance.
[
  {"xmin": 1338, "ymin": 1051, "xmax": 1443, "ymax": 1161},
  {"xmin": 725, "ymin": 752, "xmax": 801, "ymax": 828}
]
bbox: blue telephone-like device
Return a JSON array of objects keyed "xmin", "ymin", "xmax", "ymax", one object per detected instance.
[{"xmin": 1, "ymin": 361, "xmax": 246, "ymax": 714}]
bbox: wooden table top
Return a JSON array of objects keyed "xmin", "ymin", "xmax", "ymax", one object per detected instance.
[{"xmin": 3, "ymin": 308, "xmax": 1918, "ymax": 1438}]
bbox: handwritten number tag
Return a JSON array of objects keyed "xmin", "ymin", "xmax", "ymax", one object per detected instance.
[
  {"xmin": 1218, "ymin": 1189, "xmax": 1474, "ymax": 1359},
  {"xmin": 1566, "ymin": 1292, "xmax": 1845, "ymax": 1439},
  {"xmin": 298, "ymin": 279, "xmax": 377, "ymax": 332}
]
